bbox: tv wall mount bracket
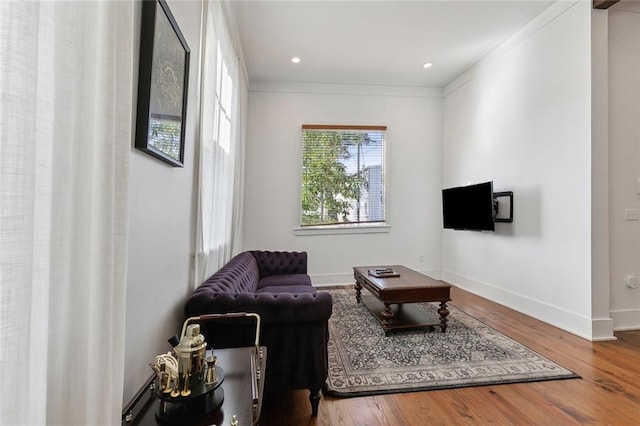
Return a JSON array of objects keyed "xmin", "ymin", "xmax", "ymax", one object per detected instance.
[{"xmin": 493, "ymin": 191, "xmax": 513, "ymax": 223}]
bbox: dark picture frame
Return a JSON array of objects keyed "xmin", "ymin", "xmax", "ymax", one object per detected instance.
[{"xmin": 135, "ymin": 0, "xmax": 190, "ymax": 167}]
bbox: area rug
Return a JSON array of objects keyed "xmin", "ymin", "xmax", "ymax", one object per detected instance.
[{"xmin": 324, "ymin": 287, "xmax": 579, "ymax": 397}]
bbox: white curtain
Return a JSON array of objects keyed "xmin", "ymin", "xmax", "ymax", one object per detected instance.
[
  {"xmin": 0, "ymin": 1, "xmax": 133, "ymax": 424},
  {"xmin": 194, "ymin": 0, "xmax": 246, "ymax": 285}
]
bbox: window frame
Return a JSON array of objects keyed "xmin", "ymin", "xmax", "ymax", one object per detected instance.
[{"xmin": 297, "ymin": 124, "xmax": 390, "ymax": 235}]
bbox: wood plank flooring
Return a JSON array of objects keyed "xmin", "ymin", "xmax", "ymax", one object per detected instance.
[{"xmin": 259, "ymin": 286, "xmax": 640, "ymax": 425}]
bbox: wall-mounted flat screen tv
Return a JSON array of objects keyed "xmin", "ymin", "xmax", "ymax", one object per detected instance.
[{"xmin": 442, "ymin": 181, "xmax": 495, "ymax": 231}]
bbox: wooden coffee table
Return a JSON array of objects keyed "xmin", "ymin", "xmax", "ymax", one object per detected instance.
[{"xmin": 353, "ymin": 265, "xmax": 451, "ymax": 335}]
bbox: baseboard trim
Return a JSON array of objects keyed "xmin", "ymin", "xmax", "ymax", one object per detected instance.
[
  {"xmin": 591, "ymin": 317, "xmax": 616, "ymax": 341},
  {"xmin": 441, "ymin": 270, "xmax": 596, "ymax": 340},
  {"xmin": 611, "ymin": 307, "xmax": 640, "ymax": 331}
]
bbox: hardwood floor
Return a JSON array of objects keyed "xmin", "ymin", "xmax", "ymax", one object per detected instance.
[{"xmin": 259, "ymin": 286, "xmax": 640, "ymax": 425}]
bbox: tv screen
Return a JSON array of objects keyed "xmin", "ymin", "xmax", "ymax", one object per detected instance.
[{"xmin": 442, "ymin": 181, "xmax": 495, "ymax": 231}]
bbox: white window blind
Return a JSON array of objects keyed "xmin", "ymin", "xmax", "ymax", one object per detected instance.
[{"xmin": 301, "ymin": 125, "xmax": 387, "ymax": 227}]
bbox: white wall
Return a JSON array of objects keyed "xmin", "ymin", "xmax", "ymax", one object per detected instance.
[
  {"xmin": 608, "ymin": 5, "xmax": 640, "ymax": 330},
  {"xmin": 123, "ymin": 0, "xmax": 201, "ymax": 404},
  {"xmin": 243, "ymin": 83, "xmax": 443, "ymax": 284},
  {"xmin": 442, "ymin": 1, "xmax": 597, "ymax": 339}
]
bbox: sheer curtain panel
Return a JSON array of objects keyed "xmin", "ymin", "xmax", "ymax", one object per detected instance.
[
  {"xmin": 194, "ymin": 0, "xmax": 246, "ymax": 285},
  {"xmin": 0, "ymin": 1, "xmax": 134, "ymax": 424}
]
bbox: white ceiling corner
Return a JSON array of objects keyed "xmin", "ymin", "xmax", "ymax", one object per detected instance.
[{"xmin": 227, "ymin": 0, "xmax": 555, "ymax": 89}]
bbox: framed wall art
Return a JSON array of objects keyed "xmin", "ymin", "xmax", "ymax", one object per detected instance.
[{"xmin": 135, "ymin": 0, "xmax": 190, "ymax": 167}]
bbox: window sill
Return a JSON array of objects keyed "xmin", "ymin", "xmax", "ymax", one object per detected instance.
[{"xmin": 293, "ymin": 223, "xmax": 391, "ymax": 236}]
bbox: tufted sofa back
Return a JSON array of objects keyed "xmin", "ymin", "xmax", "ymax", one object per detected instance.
[
  {"xmin": 197, "ymin": 251, "xmax": 260, "ymax": 294},
  {"xmin": 250, "ymin": 250, "xmax": 307, "ymax": 277}
]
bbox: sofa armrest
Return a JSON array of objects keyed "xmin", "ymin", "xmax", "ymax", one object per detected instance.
[
  {"xmin": 185, "ymin": 291, "xmax": 332, "ymax": 324},
  {"xmin": 249, "ymin": 250, "xmax": 307, "ymax": 276}
]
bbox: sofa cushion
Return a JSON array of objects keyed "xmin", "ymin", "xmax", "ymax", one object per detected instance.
[{"xmin": 257, "ymin": 273, "xmax": 312, "ymax": 290}]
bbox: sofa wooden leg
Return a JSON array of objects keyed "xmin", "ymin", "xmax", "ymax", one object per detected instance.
[{"xmin": 309, "ymin": 388, "xmax": 321, "ymax": 416}]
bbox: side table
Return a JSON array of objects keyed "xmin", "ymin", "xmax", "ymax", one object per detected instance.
[{"xmin": 125, "ymin": 346, "xmax": 266, "ymax": 426}]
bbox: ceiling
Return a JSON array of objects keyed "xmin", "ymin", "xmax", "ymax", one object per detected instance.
[
  {"xmin": 612, "ymin": 0, "xmax": 640, "ymax": 12},
  {"xmin": 228, "ymin": 0, "xmax": 555, "ymax": 88}
]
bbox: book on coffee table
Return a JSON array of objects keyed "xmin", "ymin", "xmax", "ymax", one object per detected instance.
[{"xmin": 368, "ymin": 268, "xmax": 400, "ymax": 278}]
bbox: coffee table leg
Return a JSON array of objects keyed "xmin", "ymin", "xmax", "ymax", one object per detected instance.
[
  {"xmin": 381, "ymin": 303, "xmax": 394, "ymax": 330},
  {"xmin": 438, "ymin": 301, "xmax": 449, "ymax": 333},
  {"xmin": 355, "ymin": 280, "xmax": 362, "ymax": 303}
]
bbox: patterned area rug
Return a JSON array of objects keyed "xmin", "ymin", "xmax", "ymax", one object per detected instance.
[{"xmin": 324, "ymin": 287, "xmax": 579, "ymax": 397}]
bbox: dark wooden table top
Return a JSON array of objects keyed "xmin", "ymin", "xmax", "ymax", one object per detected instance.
[
  {"xmin": 354, "ymin": 265, "xmax": 450, "ymax": 303},
  {"xmin": 354, "ymin": 265, "xmax": 450, "ymax": 290}
]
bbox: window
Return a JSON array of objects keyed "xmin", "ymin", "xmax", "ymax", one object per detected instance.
[
  {"xmin": 195, "ymin": 0, "xmax": 244, "ymax": 282},
  {"xmin": 301, "ymin": 125, "xmax": 387, "ymax": 227}
]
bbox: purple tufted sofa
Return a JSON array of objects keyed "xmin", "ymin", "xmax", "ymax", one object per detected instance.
[{"xmin": 184, "ymin": 250, "xmax": 333, "ymax": 416}]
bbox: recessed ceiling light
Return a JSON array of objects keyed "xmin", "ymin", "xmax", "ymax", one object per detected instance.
[
  {"xmin": 423, "ymin": 62, "xmax": 433, "ymax": 69},
  {"xmin": 291, "ymin": 57, "xmax": 301, "ymax": 64}
]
